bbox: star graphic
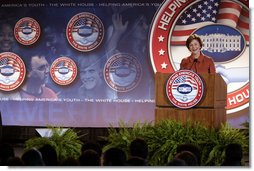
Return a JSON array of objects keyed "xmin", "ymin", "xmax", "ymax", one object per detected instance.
[
  {"xmin": 161, "ymin": 62, "xmax": 168, "ymax": 69},
  {"xmin": 159, "ymin": 49, "xmax": 165, "ymax": 56},
  {"xmin": 158, "ymin": 35, "xmax": 165, "ymax": 42}
]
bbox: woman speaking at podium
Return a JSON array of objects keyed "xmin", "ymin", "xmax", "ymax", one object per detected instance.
[{"xmin": 180, "ymin": 34, "xmax": 216, "ymax": 74}]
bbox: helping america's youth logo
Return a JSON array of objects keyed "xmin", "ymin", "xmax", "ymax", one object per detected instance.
[
  {"xmin": 0, "ymin": 52, "xmax": 26, "ymax": 91},
  {"xmin": 166, "ymin": 70, "xmax": 204, "ymax": 109},
  {"xmin": 50, "ymin": 57, "xmax": 77, "ymax": 85},
  {"xmin": 104, "ymin": 53, "xmax": 142, "ymax": 92},
  {"xmin": 149, "ymin": 0, "xmax": 249, "ymax": 116},
  {"xmin": 66, "ymin": 12, "xmax": 104, "ymax": 52},
  {"xmin": 14, "ymin": 17, "xmax": 40, "ymax": 45}
]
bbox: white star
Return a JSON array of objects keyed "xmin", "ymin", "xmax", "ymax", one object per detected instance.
[
  {"xmin": 215, "ymin": 2, "xmax": 219, "ymax": 6},
  {"xmin": 202, "ymin": 9, "xmax": 207, "ymax": 14},
  {"xmin": 207, "ymin": 14, "xmax": 211, "ymax": 18},
  {"xmin": 182, "ymin": 19, "xmax": 187, "ymax": 24},
  {"xmin": 161, "ymin": 62, "xmax": 168, "ymax": 69},
  {"xmin": 158, "ymin": 35, "xmax": 165, "ymax": 42},
  {"xmin": 204, "ymin": 1, "xmax": 208, "ymax": 5},
  {"xmin": 213, "ymin": 10, "xmax": 217, "ymax": 14},
  {"xmin": 159, "ymin": 49, "xmax": 165, "ymax": 56},
  {"xmin": 191, "ymin": 17, "xmax": 196, "ymax": 22},
  {"xmin": 198, "ymin": 4, "xmax": 203, "ymax": 9},
  {"xmin": 212, "ymin": 17, "xmax": 216, "ymax": 21},
  {"xmin": 187, "ymin": 14, "xmax": 191, "ymax": 18},
  {"xmin": 197, "ymin": 13, "xmax": 201, "ymax": 17},
  {"xmin": 201, "ymin": 17, "xmax": 205, "ymax": 21},
  {"xmin": 208, "ymin": 5, "xmax": 212, "ymax": 10},
  {"xmin": 193, "ymin": 8, "xmax": 197, "ymax": 13}
]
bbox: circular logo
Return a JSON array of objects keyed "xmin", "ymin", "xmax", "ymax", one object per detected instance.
[
  {"xmin": 50, "ymin": 57, "xmax": 77, "ymax": 85},
  {"xmin": 0, "ymin": 52, "xmax": 26, "ymax": 91},
  {"xmin": 14, "ymin": 17, "xmax": 41, "ymax": 45},
  {"xmin": 166, "ymin": 70, "xmax": 204, "ymax": 109},
  {"xmin": 149, "ymin": 0, "xmax": 249, "ymax": 116},
  {"xmin": 66, "ymin": 12, "xmax": 104, "ymax": 52},
  {"xmin": 104, "ymin": 53, "xmax": 142, "ymax": 92}
]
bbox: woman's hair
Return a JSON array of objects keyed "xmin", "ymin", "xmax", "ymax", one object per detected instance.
[{"xmin": 186, "ymin": 34, "xmax": 203, "ymax": 50}]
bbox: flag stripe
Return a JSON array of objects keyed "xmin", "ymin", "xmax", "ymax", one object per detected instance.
[
  {"xmin": 170, "ymin": 41, "xmax": 186, "ymax": 45},
  {"xmin": 173, "ymin": 22, "xmax": 214, "ymax": 32},
  {"xmin": 219, "ymin": 1, "xmax": 242, "ymax": 12},
  {"xmin": 237, "ymin": 19, "xmax": 249, "ymax": 29},
  {"xmin": 171, "ymin": 29, "xmax": 195, "ymax": 36},
  {"xmin": 217, "ymin": 13, "xmax": 239, "ymax": 24},
  {"xmin": 218, "ymin": 8, "xmax": 241, "ymax": 16},
  {"xmin": 241, "ymin": 9, "xmax": 249, "ymax": 18},
  {"xmin": 237, "ymin": 8, "xmax": 249, "ymax": 43}
]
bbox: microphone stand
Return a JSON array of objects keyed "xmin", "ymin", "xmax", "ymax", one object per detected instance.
[{"xmin": 189, "ymin": 58, "xmax": 198, "ymax": 71}]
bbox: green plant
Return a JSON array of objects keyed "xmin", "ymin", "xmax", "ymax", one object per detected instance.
[
  {"xmin": 25, "ymin": 126, "xmax": 84, "ymax": 162},
  {"xmin": 240, "ymin": 121, "xmax": 249, "ymax": 137},
  {"xmin": 101, "ymin": 120, "xmax": 249, "ymax": 166},
  {"xmin": 204, "ymin": 123, "xmax": 249, "ymax": 165},
  {"xmin": 100, "ymin": 120, "xmax": 154, "ymax": 155}
]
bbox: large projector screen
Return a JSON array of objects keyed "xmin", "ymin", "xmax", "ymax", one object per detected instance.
[
  {"xmin": 0, "ymin": 0, "xmax": 249, "ymax": 128},
  {"xmin": 0, "ymin": 0, "xmax": 160, "ymax": 127}
]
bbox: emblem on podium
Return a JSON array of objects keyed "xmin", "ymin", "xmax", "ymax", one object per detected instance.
[{"xmin": 166, "ymin": 70, "xmax": 204, "ymax": 109}]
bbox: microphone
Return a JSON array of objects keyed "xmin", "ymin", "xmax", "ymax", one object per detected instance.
[{"xmin": 189, "ymin": 58, "xmax": 198, "ymax": 70}]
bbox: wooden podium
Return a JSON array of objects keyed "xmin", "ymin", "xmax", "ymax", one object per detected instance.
[{"xmin": 155, "ymin": 72, "xmax": 227, "ymax": 129}]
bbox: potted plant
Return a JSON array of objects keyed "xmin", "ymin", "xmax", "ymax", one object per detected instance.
[
  {"xmin": 101, "ymin": 120, "xmax": 249, "ymax": 166},
  {"xmin": 25, "ymin": 126, "xmax": 84, "ymax": 162}
]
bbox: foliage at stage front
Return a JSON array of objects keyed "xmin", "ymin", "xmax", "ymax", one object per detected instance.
[
  {"xmin": 25, "ymin": 126, "xmax": 84, "ymax": 162},
  {"xmin": 101, "ymin": 120, "xmax": 248, "ymax": 166}
]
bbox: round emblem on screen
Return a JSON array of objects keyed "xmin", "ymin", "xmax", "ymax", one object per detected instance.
[
  {"xmin": 14, "ymin": 17, "xmax": 41, "ymax": 45},
  {"xmin": 104, "ymin": 53, "xmax": 142, "ymax": 92},
  {"xmin": 50, "ymin": 57, "xmax": 77, "ymax": 85},
  {"xmin": 0, "ymin": 52, "xmax": 26, "ymax": 91},
  {"xmin": 66, "ymin": 12, "xmax": 104, "ymax": 52},
  {"xmin": 166, "ymin": 70, "xmax": 204, "ymax": 109}
]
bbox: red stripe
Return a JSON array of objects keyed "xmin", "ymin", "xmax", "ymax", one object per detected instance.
[
  {"xmin": 237, "ymin": 19, "xmax": 249, "ymax": 29},
  {"xmin": 217, "ymin": 13, "xmax": 239, "ymax": 23},
  {"xmin": 219, "ymin": 2, "xmax": 242, "ymax": 12},
  {"xmin": 241, "ymin": 9, "xmax": 249, "ymax": 18},
  {"xmin": 170, "ymin": 41, "xmax": 186, "ymax": 45},
  {"xmin": 243, "ymin": 35, "xmax": 249, "ymax": 42},
  {"xmin": 172, "ymin": 29, "xmax": 195, "ymax": 36}
]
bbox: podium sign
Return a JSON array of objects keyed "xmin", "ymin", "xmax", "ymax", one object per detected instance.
[
  {"xmin": 166, "ymin": 70, "xmax": 204, "ymax": 109},
  {"xmin": 155, "ymin": 72, "xmax": 227, "ymax": 129}
]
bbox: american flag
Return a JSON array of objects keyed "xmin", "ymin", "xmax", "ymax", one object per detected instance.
[
  {"xmin": 0, "ymin": 58, "xmax": 20, "ymax": 72},
  {"xmin": 171, "ymin": 0, "xmax": 249, "ymax": 45},
  {"xmin": 73, "ymin": 19, "xmax": 98, "ymax": 33},
  {"xmin": 172, "ymin": 75, "xmax": 198, "ymax": 89},
  {"xmin": 56, "ymin": 61, "xmax": 73, "ymax": 71},
  {"xmin": 57, "ymin": 61, "xmax": 67, "ymax": 67}
]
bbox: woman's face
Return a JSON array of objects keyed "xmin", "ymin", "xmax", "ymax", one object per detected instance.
[
  {"xmin": 188, "ymin": 39, "xmax": 201, "ymax": 55},
  {"xmin": 0, "ymin": 24, "xmax": 14, "ymax": 52}
]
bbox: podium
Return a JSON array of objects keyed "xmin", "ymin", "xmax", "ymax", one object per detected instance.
[{"xmin": 155, "ymin": 72, "xmax": 227, "ymax": 129}]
